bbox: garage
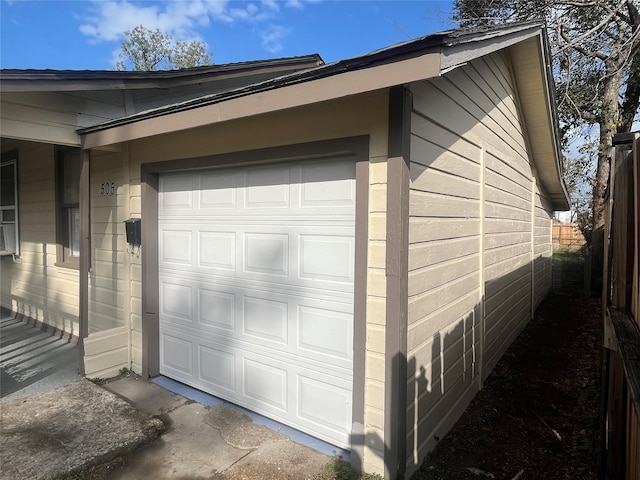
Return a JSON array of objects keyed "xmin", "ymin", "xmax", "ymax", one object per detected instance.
[{"xmin": 157, "ymin": 157, "xmax": 356, "ymax": 447}]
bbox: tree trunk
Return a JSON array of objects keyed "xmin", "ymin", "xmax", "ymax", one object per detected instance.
[
  {"xmin": 590, "ymin": 67, "xmax": 624, "ymax": 295},
  {"xmin": 620, "ymin": 52, "xmax": 640, "ymax": 134},
  {"xmin": 593, "ymin": 67, "xmax": 624, "ymax": 230}
]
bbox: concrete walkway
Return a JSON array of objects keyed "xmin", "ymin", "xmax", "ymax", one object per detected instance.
[
  {"xmin": 0, "ymin": 311, "xmax": 82, "ymax": 402},
  {"xmin": 0, "ymin": 315, "xmax": 335, "ymax": 479}
]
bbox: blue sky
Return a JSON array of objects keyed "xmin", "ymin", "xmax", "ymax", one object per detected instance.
[{"xmin": 0, "ymin": 1, "xmax": 454, "ymax": 70}]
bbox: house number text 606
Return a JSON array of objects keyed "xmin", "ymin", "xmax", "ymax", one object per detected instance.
[{"xmin": 100, "ymin": 182, "xmax": 116, "ymax": 196}]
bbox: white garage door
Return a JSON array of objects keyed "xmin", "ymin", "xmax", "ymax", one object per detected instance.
[{"xmin": 158, "ymin": 157, "xmax": 355, "ymax": 448}]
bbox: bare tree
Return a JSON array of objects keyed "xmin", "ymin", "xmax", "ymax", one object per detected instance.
[
  {"xmin": 454, "ymin": 0, "xmax": 640, "ymax": 234},
  {"xmin": 116, "ymin": 25, "xmax": 212, "ymax": 71}
]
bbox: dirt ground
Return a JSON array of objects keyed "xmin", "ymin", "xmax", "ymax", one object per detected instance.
[{"xmin": 411, "ymin": 249, "xmax": 601, "ymax": 480}]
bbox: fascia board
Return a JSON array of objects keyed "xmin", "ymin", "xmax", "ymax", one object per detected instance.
[{"xmin": 441, "ymin": 26, "xmax": 542, "ymax": 71}]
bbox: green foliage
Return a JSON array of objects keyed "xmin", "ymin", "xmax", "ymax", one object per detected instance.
[{"xmin": 116, "ymin": 25, "xmax": 211, "ymax": 71}]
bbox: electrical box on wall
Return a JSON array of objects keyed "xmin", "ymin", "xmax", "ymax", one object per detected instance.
[{"xmin": 124, "ymin": 218, "xmax": 141, "ymax": 246}]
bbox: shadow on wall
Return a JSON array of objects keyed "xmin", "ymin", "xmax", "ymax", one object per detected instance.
[{"xmin": 349, "ymin": 257, "xmax": 550, "ymax": 478}]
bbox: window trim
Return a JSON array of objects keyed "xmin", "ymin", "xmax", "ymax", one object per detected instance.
[
  {"xmin": 0, "ymin": 150, "xmax": 19, "ymax": 257},
  {"xmin": 55, "ymin": 147, "xmax": 81, "ymax": 269}
]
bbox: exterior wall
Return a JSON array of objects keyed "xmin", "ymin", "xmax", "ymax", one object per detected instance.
[
  {"xmin": 0, "ymin": 140, "xmax": 79, "ymax": 336},
  {"xmin": 98, "ymin": 91, "xmax": 390, "ymax": 474},
  {"xmin": 406, "ymin": 51, "xmax": 554, "ymax": 475},
  {"xmin": 83, "ymin": 149, "xmax": 132, "ymax": 378},
  {"xmin": 533, "ymin": 180, "xmax": 553, "ymax": 310}
]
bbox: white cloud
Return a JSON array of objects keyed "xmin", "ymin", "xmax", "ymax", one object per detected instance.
[
  {"xmin": 260, "ymin": 24, "xmax": 290, "ymax": 53},
  {"xmin": 261, "ymin": 0, "xmax": 280, "ymax": 11},
  {"xmin": 79, "ymin": 0, "xmax": 322, "ymax": 53},
  {"xmin": 228, "ymin": 2, "xmax": 275, "ymax": 22}
]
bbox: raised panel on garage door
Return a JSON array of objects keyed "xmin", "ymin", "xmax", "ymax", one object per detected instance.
[{"xmin": 158, "ymin": 157, "xmax": 355, "ymax": 448}]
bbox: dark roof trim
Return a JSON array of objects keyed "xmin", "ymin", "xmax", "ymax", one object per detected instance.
[
  {"xmin": 0, "ymin": 55, "xmax": 324, "ymax": 91},
  {"xmin": 77, "ymin": 21, "xmax": 545, "ymax": 135}
]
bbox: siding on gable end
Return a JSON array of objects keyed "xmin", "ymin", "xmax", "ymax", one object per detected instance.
[
  {"xmin": 406, "ymin": 50, "xmax": 554, "ymax": 476},
  {"xmin": 0, "ymin": 141, "xmax": 80, "ymax": 336}
]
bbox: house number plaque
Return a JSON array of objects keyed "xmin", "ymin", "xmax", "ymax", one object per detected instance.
[{"xmin": 100, "ymin": 182, "xmax": 116, "ymax": 196}]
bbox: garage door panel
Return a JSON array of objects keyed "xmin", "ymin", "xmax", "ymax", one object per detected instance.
[
  {"xmin": 245, "ymin": 164, "xmax": 291, "ymax": 208},
  {"xmin": 161, "ymin": 227, "xmax": 354, "ymax": 294},
  {"xmin": 300, "ymin": 159, "xmax": 356, "ymax": 207},
  {"xmin": 200, "ymin": 170, "xmax": 237, "ymax": 208},
  {"xmin": 160, "ymin": 271, "xmax": 353, "ymax": 348},
  {"xmin": 160, "ymin": 175, "xmax": 195, "ymax": 210},
  {"xmin": 243, "ymin": 233, "xmax": 289, "ymax": 276},
  {"xmin": 199, "ymin": 288, "xmax": 235, "ymax": 331},
  {"xmin": 299, "ymin": 234, "xmax": 354, "ymax": 284},
  {"xmin": 244, "ymin": 358, "xmax": 288, "ymax": 411},
  {"xmin": 243, "ymin": 296, "xmax": 288, "ymax": 344},
  {"xmin": 199, "ymin": 231, "xmax": 236, "ymax": 270},
  {"xmin": 298, "ymin": 374, "xmax": 352, "ymax": 433},
  {"xmin": 159, "ymin": 158, "xmax": 354, "ymax": 448},
  {"xmin": 162, "ymin": 333, "xmax": 194, "ymax": 376},
  {"xmin": 160, "ymin": 281, "xmax": 194, "ymax": 323},
  {"xmin": 199, "ymin": 345, "xmax": 236, "ymax": 392},
  {"xmin": 298, "ymin": 305, "xmax": 352, "ymax": 361},
  {"xmin": 160, "ymin": 229, "xmax": 193, "ymax": 266}
]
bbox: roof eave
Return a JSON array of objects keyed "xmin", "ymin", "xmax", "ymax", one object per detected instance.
[
  {"xmin": 508, "ymin": 30, "xmax": 570, "ymax": 211},
  {"xmin": 79, "ymin": 21, "xmax": 550, "ymax": 140},
  {"xmin": 0, "ymin": 55, "xmax": 325, "ymax": 92}
]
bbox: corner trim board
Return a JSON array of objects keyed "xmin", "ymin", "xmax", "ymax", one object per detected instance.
[{"xmin": 384, "ymin": 85, "xmax": 412, "ymax": 479}]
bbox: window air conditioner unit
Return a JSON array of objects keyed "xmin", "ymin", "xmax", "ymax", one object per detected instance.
[{"xmin": 0, "ymin": 224, "xmax": 16, "ymax": 255}]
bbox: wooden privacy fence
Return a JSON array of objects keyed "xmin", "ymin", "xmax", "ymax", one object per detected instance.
[
  {"xmin": 601, "ymin": 132, "xmax": 640, "ymax": 479},
  {"xmin": 552, "ymin": 222, "xmax": 586, "ymax": 249}
]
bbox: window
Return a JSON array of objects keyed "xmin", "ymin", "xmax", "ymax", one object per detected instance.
[
  {"xmin": 0, "ymin": 151, "xmax": 18, "ymax": 256},
  {"xmin": 56, "ymin": 147, "xmax": 81, "ymax": 268}
]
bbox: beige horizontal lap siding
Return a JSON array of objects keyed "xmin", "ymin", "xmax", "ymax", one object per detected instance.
[
  {"xmin": 533, "ymin": 181, "xmax": 553, "ymax": 310},
  {"xmin": 84, "ymin": 149, "xmax": 131, "ymax": 378},
  {"xmin": 483, "ymin": 146, "xmax": 532, "ymax": 373},
  {"xmin": 125, "ymin": 91, "xmax": 389, "ymax": 476},
  {"xmin": 406, "ymin": 51, "xmax": 542, "ymax": 476},
  {"xmin": 407, "ymin": 82, "xmax": 482, "ymax": 474},
  {"xmin": 478, "ymin": 52, "xmax": 534, "ymax": 376},
  {"xmin": 0, "ymin": 141, "xmax": 79, "ymax": 336}
]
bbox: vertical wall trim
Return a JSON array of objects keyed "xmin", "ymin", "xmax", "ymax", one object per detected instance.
[
  {"xmin": 531, "ymin": 176, "xmax": 536, "ymax": 316},
  {"xmin": 351, "ymin": 137, "xmax": 370, "ymax": 474},
  {"xmin": 478, "ymin": 146, "xmax": 485, "ymax": 386},
  {"xmin": 140, "ymin": 167, "xmax": 160, "ymax": 378},
  {"xmin": 78, "ymin": 147, "xmax": 91, "ymax": 375},
  {"xmin": 384, "ymin": 85, "xmax": 412, "ymax": 480}
]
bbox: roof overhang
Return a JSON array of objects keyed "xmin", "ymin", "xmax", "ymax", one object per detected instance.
[
  {"xmin": 509, "ymin": 32, "xmax": 570, "ymax": 210},
  {"xmin": 0, "ymin": 55, "xmax": 324, "ymax": 92},
  {"xmin": 79, "ymin": 22, "xmax": 549, "ymax": 145},
  {"xmin": 79, "ymin": 51, "xmax": 442, "ymax": 149}
]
